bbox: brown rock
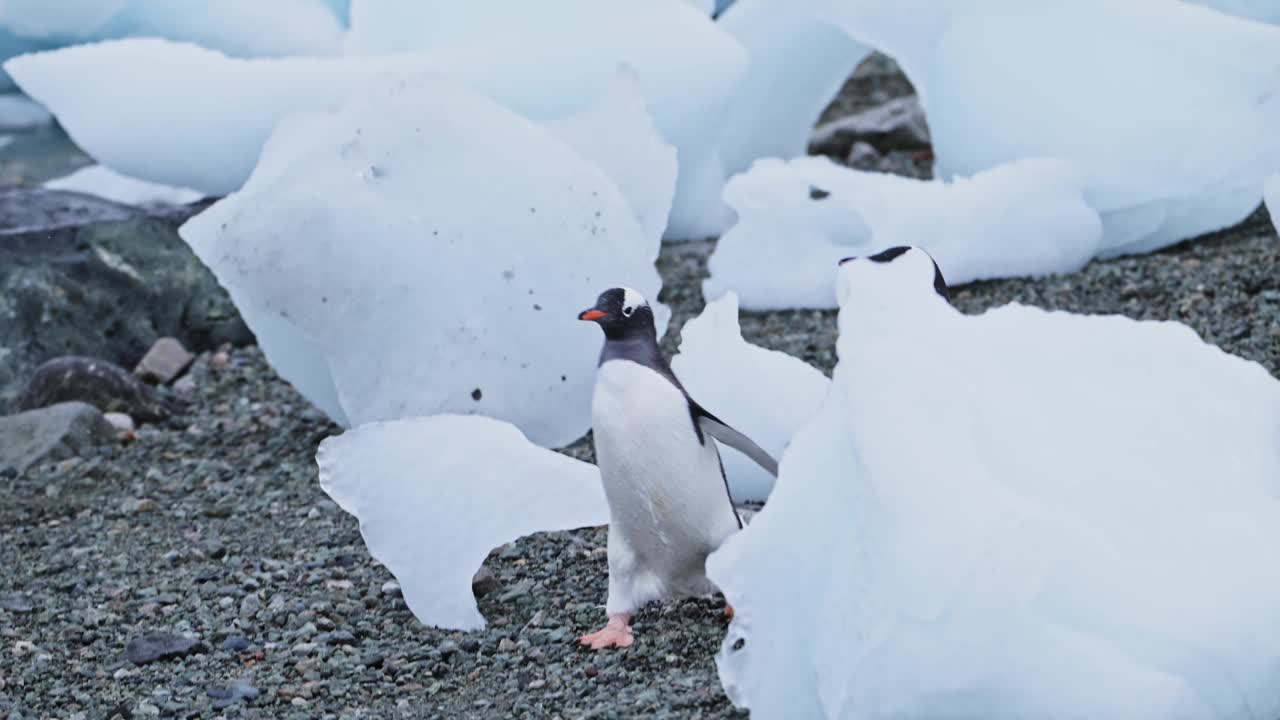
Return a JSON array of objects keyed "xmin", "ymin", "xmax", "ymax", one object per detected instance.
[{"xmin": 134, "ymin": 337, "xmax": 194, "ymax": 385}]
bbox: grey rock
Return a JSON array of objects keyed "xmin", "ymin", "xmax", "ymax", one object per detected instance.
[
  {"xmin": 0, "ymin": 401, "xmax": 115, "ymax": 475},
  {"xmin": 207, "ymin": 679, "xmax": 259, "ymax": 710},
  {"xmin": 810, "ymin": 95, "xmax": 930, "ymax": 157},
  {"xmin": 221, "ymin": 635, "xmax": 252, "ymax": 653},
  {"xmin": 471, "ymin": 566, "xmax": 503, "ymax": 598},
  {"xmin": 0, "ymin": 592, "xmax": 32, "ymax": 613},
  {"xmin": 124, "ymin": 632, "xmax": 205, "ymax": 665},
  {"xmin": 134, "ymin": 337, "xmax": 194, "ymax": 385},
  {"xmin": 0, "ymin": 187, "xmax": 252, "ymax": 413},
  {"xmin": 17, "ymin": 356, "xmax": 179, "ymax": 421}
]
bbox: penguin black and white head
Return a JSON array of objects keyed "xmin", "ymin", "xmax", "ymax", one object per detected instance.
[
  {"xmin": 578, "ymin": 287, "xmax": 658, "ymax": 342},
  {"xmin": 836, "ymin": 245, "xmax": 951, "ymax": 311}
]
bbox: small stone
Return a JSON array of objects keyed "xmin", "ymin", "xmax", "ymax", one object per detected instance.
[
  {"xmin": 221, "ymin": 635, "xmax": 251, "ymax": 653},
  {"xmin": 125, "ymin": 633, "xmax": 205, "ymax": 665},
  {"xmin": 102, "ymin": 412, "xmax": 135, "ymax": 437},
  {"xmin": 527, "ymin": 679, "xmax": 546, "ymax": 690},
  {"xmin": 128, "ymin": 498, "xmax": 156, "ymax": 514},
  {"xmin": 846, "ymin": 141, "xmax": 881, "ymax": 168},
  {"xmin": 0, "ymin": 593, "xmax": 33, "ymax": 613},
  {"xmin": 210, "ymin": 351, "xmax": 230, "ymax": 369},
  {"xmin": 584, "ymin": 665, "xmax": 599, "ymax": 678},
  {"xmin": 381, "ymin": 580, "xmax": 401, "ymax": 596},
  {"xmin": 172, "ymin": 375, "xmax": 197, "ymax": 396},
  {"xmin": 498, "ymin": 638, "xmax": 517, "ymax": 653},
  {"xmin": 208, "ymin": 679, "xmax": 260, "ymax": 710},
  {"xmin": 134, "ymin": 337, "xmax": 194, "ymax": 385},
  {"xmin": 471, "ymin": 566, "xmax": 503, "ymax": 598},
  {"xmin": 326, "ymin": 630, "xmax": 356, "ymax": 645}
]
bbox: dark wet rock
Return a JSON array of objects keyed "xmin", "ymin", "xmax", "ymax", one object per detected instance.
[
  {"xmin": 17, "ymin": 356, "xmax": 180, "ymax": 421},
  {"xmin": 0, "ymin": 401, "xmax": 115, "ymax": 475},
  {"xmin": 810, "ymin": 95, "xmax": 930, "ymax": 158},
  {"xmin": 134, "ymin": 337, "xmax": 194, "ymax": 385},
  {"xmin": 124, "ymin": 633, "xmax": 205, "ymax": 665},
  {"xmin": 0, "ymin": 187, "xmax": 252, "ymax": 412}
]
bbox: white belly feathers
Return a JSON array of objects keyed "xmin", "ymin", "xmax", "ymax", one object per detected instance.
[{"xmin": 591, "ymin": 359, "xmax": 740, "ymax": 586}]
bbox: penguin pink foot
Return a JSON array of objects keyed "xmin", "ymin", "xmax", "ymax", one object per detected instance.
[{"xmin": 580, "ymin": 614, "xmax": 634, "ymax": 650}]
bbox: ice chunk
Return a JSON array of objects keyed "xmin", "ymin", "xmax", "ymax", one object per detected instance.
[
  {"xmin": 0, "ymin": 92, "xmax": 49, "ymax": 129},
  {"xmin": 180, "ymin": 72, "xmax": 670, "ymax": 448},
  {"xmin": 709, "ymin": 246, "xmax": 1280, "ymax": 718},
  {"xmin": 343, "ymin": 0, "xmax": 748, "ymax": 240},
  {"xmin": 670, "ymin": 293, "xmax": 829, "ymax": 502},
  {"xmin": 546, "ymin": 67, "xmax": 677, "ymax": 243},
  {"xmin": 1266, "ymin": 174, "xmax": 1280, "ymax": 236},
  {"xmin": 5, "ymin": 40, "xmax": 414, "ymax": 194},
  {"xmin": 0, "ymin": 0, "xmax": 343, "ymax": 57},
  {"xmin": 44, "ymin": 165, "xmax": 204, "ymax": 206},
  {"xmin": 705, "ymin": 156, "xmax": 1101, "ymax": 310},
  {"xmin": 715, "ymin": 0, "xmax": 870, "ymax": 177},
  {"xmin": 317, "ymin": 415, "xmax": 608, "ymax": 630},
  {"xmin": 824, "ymin": 0, "xmax": 1280, "ymax": 256},
  {"xmin": 1185, "ymin": 0, "xmax": 1280, "ymax": 23}
]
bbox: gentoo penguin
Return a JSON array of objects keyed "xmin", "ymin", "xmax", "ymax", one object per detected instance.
[{"xmin": 577, "ymin": 287, "xmax": 779, "ymax": 650}]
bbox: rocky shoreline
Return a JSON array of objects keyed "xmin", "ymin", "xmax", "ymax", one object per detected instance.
[{"xmin": 1, "ymin": 206, "xmax": 1277, "ymax": 718}]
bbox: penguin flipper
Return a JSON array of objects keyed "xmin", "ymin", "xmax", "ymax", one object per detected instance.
[{"xmin": 689, "ymin": 402, "xmax": 779, "ymax": 478}]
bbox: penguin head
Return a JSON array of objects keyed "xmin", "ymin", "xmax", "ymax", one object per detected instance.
[
  {"xmin": 836, "ymin": 246, "xmax": 950, "ymax": 309},
  {"xmin": 579, "ymin": 287, "xmax": 656, "ymax": 340}
]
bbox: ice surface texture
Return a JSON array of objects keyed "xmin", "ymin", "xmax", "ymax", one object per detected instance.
[
  {"xmin": 317, "ymin": 415, "xmax": 608, "ymax": 630},
  {"xmin": 705, "ymin": 156, "xmax": 1101, "ymax": 310},
  {"xmin": 44, "ymin": 165, "xmax": 203, "ymax": 207},
  {"xmin": 9, "ymin": 1, "xmax": 865, "ymax": 240},
  {"xmin": 671, "ymin": 292, "xmax": 829, "ymax": 502},
  {"xmin": 709, "ymin": 246, "xmax": 1280, "ymax": 718},
  {"xmin": 825, "ymin": 0, "xmax": 1280, "ymax": 257},
  {"xmin": 180, "ymin": 72, "xmax": 672, "ymax": 448},
  {"xmin": 0, "ymin": 0, "xmax": 344, "ymax": 89}
]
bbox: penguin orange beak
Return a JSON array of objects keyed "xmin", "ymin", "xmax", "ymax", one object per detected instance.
[{"xmin": 579, "ymin": 309, "xmax": 607, "ymax": 322}]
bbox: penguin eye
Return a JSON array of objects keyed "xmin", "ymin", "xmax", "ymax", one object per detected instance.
[{"xmin": 621, "ymin": 305, "xmax": 634, "ymax": 318}]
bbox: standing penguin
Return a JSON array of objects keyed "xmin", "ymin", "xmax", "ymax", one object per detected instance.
[{"xmin": 577, "ymin": 287, "xmax": 778, "ymax": 650}]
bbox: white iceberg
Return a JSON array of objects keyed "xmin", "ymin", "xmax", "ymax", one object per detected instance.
[
  {"xmin": 343, "ymin": 0, "xmax": 748, "ymax": 241},
  {"xmin": 6, "ymin": 40, "xmax": 410, "ymax": 195},
  {"xmin": 0, "ymin": 0, "xmax": 343, "ymax": 56},
  {"xmin": 317, "ymin": 415, "xmax": 608, "ymax": 631},
  {"xmin": 1185, "ymin": 0, "xmax": 1280, "ymax": 24},
  {"xmin": 180, "ymin": 71, "xmax": 671, "ymax": 448},
  {"xmin": 705, "ymin": 156, "xmax": 1101, "ymax": 310},
  {"xmin": 824, "ymin": 0, "xmax": 1280, "ymax": 256},
  {"xmin": 44, "ymin": 164, "xmax": 204, "ymax": 206},
  {"xmin": 709, "ymin": 246, "xmax": 1280, "ymax": 718},
  {"xmin": 714, "ymin": 0, "xmax": 869, "ymax": 178},
  {"xmin": 671, "ymin": 292, "xmax": 829, "ymax": 502}
]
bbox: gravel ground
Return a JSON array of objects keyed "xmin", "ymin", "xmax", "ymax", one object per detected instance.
[{"xmin": 3, "ymin": 56, "xmax": 1279, "ymax": 720}]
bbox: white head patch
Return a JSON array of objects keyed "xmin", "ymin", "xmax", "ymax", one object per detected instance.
[{"xmin": 620, "ymin": 287, "xmax": 648, "ymax": 318}]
